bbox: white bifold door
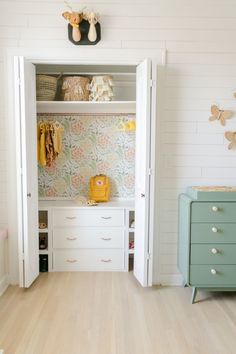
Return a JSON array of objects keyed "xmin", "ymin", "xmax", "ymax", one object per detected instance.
[
  {"xmin": 134, "ymin": 58, "xmax": 156, "ymax": 287},
  {"xmin": 14, "ymin": 56, "xmax": 39, "ymax": 287}
]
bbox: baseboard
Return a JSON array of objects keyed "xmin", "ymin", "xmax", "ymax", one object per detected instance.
[
  {"xmin": 154, "ymin": 274, "xmax": 183, "ymax": 286},
  {"xmin": 0, "ymin": 274, "xmax": 9, "ymax": 296}
]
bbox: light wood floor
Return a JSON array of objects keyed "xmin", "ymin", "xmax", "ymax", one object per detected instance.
[{"xmin": 1, "ymin": 273, "xmax": 236, "ymax": 354}]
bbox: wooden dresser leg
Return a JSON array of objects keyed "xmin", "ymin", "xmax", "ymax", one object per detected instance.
[{"xmin": 191, "ymin": 287, "xmax": 197, "ymax": 304}]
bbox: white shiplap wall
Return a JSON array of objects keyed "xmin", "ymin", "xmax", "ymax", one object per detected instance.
[{"xmin": 1, "ymin": 0, "xmax": 236, "ymax": 285}]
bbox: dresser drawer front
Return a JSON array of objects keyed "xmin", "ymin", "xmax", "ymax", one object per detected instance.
[
  {"xmin": 53, "ymin": 209, "xmax": 124, "ymax": 227},
  {"xmin": 53, "ymin": 249, "xmax": 124, "ymax": 271},
  {"xmin": 191, "ymin": 244, "xmax": 236, "ymax": 265},
  {"xmin": 191, "ymin": 223, "xmax": 236, "ymax": 243},
  {"xmin": 191, "ymin": 202, "xmax": 236, "ymax": 222},
  {"xmin": 190, "ymin": 265, "xmax": 236, "ymax": 286},
  {"xmin": 53, "ymin": 227, "xmax": 124, "ymax": 249}
]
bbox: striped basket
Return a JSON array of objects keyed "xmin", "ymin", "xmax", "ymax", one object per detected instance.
[{"xmin": 36, "ymin": 75, "xmax": 58, "ymax": 101}]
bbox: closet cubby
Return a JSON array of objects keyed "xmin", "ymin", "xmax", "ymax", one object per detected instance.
[
  {"xmin": 38, "ymin": 208, "xmax": 52, "ymax": 272},
  {"xmin": 38, "ymin": 210, "xmax": 48, "ymax": 231},
  {"xmin": 39, "ymin": 254, "xmax": 48, "ymax": 272},
  {"xmin": 126, "ymin": 208, "xmax": 135, "ymax": 271},
  {"xmin": 128, "ymin": 210, "xmax": 135, "ymax": 254},
  {"xmin": 129, "ymin": 232, "xmax": 134, "ymax": 252},
  {"xmin": 39, "ymin": 233, "xmax": 48, "ymax": 251},
  {"xmin": 129, "ymin": 210, "xmax": 135, "ymax": 230}
]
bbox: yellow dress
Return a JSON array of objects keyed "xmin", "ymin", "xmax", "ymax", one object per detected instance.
[
  {"xmin": 52, "ymin": 122, "xmax": 64, "ymax": 154},
  {"xmin": 38, "ymin": 122, "xmax": 47, "ymax": 166}
]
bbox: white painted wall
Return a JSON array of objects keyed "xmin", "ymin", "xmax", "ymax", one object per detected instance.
[
  {"xmin": 1, "ymin": 0, "xmax": 236, "ymax": 285},
  {"xmin": 0, "ymin": 230, "xmax": 8, "ymax": 295}
]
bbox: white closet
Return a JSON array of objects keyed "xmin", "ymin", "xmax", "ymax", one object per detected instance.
[{"xmin": 14, "ymin": 57, "xmax": 157, "ymax": 289}]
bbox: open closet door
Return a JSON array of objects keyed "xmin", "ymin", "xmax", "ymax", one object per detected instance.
[
  {"xmin": 134, "ymin": 58, "xmax": 154, "ymax": 287},
  {"xmin": 14, "ymin": 56, "xmax": 39, "ymax": 287}
]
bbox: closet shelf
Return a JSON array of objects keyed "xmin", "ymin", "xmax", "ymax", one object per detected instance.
[
  {"xmin": 39, "ymin": 250, "xmax": 48, "ymax": 255},
  {"xmin": 38, "ymin": 228, "xmax": 48, "ymax": 233},
  {"xmin": 37, "ymin": 101, "xmax": 136, "ymax": 114}
]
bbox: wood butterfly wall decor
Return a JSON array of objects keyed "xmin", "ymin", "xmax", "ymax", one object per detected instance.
[
  {"xmin": 209, "ymin": 105, "xmax": 232, "ymax": 126},
  {"xmin": 225, "ymin": 131, "xmax": 236, "ymax": 150}
]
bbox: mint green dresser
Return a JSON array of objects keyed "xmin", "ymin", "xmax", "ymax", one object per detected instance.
[{"xmin": 178, "ymin": 187, "xmax": 236, "ymax": 303}]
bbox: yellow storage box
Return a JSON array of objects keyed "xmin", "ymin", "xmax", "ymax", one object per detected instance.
[{"xmin": 89, "ymin": 175, "xmax": 110, "ymax": 202}]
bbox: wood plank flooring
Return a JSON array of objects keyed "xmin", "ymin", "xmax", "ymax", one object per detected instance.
[{"xmin": 0, "ymin": 272, "xmax": 236, "ymax": 354}]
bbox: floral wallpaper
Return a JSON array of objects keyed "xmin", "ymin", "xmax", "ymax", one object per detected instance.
[{"xmin": 38, "ymin": 114, "xmax": 135, "ymax": 199}]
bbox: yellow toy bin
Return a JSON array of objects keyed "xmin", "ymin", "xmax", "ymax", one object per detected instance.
[{"xmin": 89, "ymin": 175, "xmax": 110, "ymax": 202}]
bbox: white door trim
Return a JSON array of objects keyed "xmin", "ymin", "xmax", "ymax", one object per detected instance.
[{"xmin": 5, "ymin": 47, "xmax": 166, "ymax": 285}]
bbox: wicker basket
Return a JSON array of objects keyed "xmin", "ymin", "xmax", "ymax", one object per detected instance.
[
  {"xmin": 36, "ymin": 75, "xmax": 58, "ymax": 101},
  {"xmin": 61, "ymin": 76, "xmax": 90, "ymax": 101}
]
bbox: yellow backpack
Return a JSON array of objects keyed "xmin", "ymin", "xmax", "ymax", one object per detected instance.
[{"xmin": 89, "ymin": 175, "xmax": 110, "ymax": 202}]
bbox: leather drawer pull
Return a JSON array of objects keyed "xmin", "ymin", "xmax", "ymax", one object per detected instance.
[
  {"xmin": 101, "ymin": 259, "xmax": 112, "ymax": 263},
  {"xmin": 66, "ymin": 216, "xmax": 77, "ymax": 220},
  {"xmin": 101, "ymin": 237, "xmax": 112, "ymax": 241},
  {"xmin": 66, "ymin": 259, "xmax": 78, "ymax": 263},
  {"xmin": 66, "ymin": 237, "xmax": 77, "ymax": 240},
  {"xmin": 101, "ymin": 216, "xmax": 112, "ymax": 219}
]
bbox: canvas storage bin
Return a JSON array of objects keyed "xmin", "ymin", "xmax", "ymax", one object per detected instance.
[
  {"xmin": 89, "ymin": 75, "xmax": 114, "ymax": 101},
  {"xmin": 89, "ymin": 175, "xmax": 110, "ymax": 202},
  {"xmin": 36, "ymin": 75, "xmax": 58, "ymax": 101},
  {"xmin": 61, "ymin": 76, "xmax": 90, "ymax": 101}
]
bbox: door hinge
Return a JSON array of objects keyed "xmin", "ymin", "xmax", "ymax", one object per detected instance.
[
  {"xmin": 147, "ymin": 253, "xmax": 152, "ymax": 260},
  {"xmin": 148, "ymin": 168, "xmax": 153, "ymax": 175},
  {"xmin": 20, "ymin": 253, "xmax": 24, "ymax": 261},
  {"xmin": 17, "ymin": 77, "xmax": 21, "ymax": 86},
  {"xmin": 149, "ymin": 79, "xmax": 155, "ymax": 88}
]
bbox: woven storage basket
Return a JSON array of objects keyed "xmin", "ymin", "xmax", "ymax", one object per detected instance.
[
  {"xmin": 36, "ymin": 75, "xmax": 58, "ymax": 101},
  {"xmin": 61, "ymin": 76, "xmax": 90, "ymax": 101}
]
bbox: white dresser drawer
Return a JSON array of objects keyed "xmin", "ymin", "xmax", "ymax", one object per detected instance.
[
  {"xmin": 53, "ymin": 209, "xmax": 124, "ymax": 227},
  {"xmin": 53, "ymin": 249, "xmax": 125, "ymax": 271},
  {"xmin": 53, "ymin": 227, "xmax": 124, "ymax": 249}
]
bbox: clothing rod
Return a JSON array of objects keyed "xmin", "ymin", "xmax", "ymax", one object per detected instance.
[
  {"xmin": 36, "ymin": 72, "xmax": 136, "ymax": 76},
  {"xmin": 37, "ymin": 112, "xmax": 136, "ymax": 116}
]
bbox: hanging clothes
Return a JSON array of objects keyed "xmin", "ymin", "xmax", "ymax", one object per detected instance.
[
  {"xmin": 38, "ymin": 122, "xmax": 47, "ymax": 166},
  {"xmin": 52, "ymin": 121, "xmax": 64, "ymax": 155},
  {"xmin": 45, "ymin": 123, "xmax": 54, "ymax": 166},
  {"xmin": 37, "ymin": 121, "xmax": 64, "ymax": 167}
]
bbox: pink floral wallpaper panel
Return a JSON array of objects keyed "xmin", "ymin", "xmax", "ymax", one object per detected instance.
[{"xmin": 38, "ymin": 114, "xmax": 135, "ymax": 199}]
